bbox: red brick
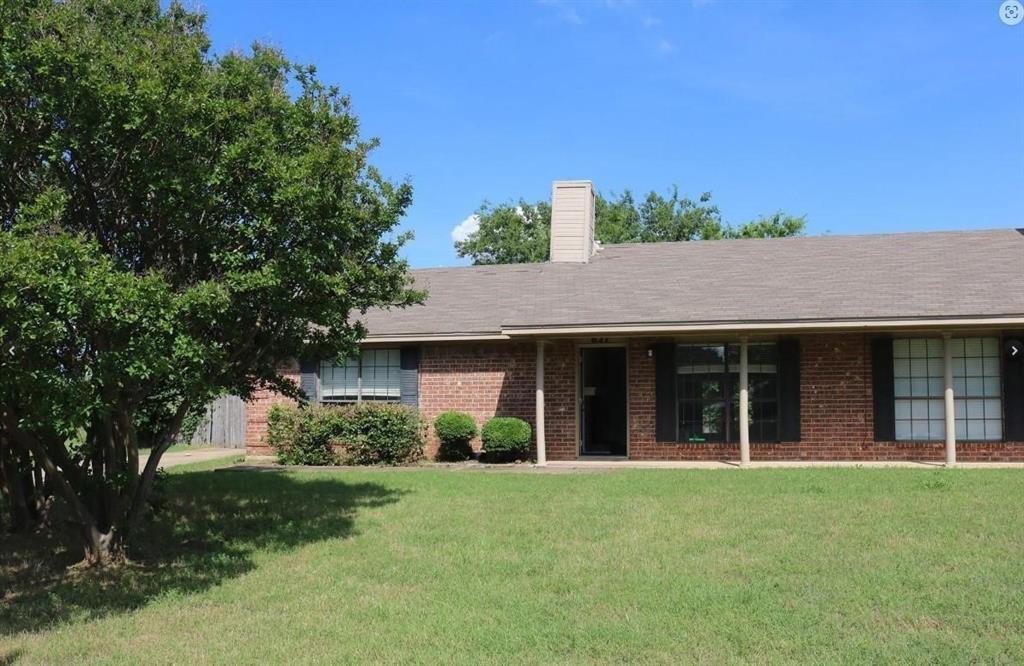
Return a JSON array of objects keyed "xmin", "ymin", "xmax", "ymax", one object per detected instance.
[{"xmin": 247, "ymin": 334, "xmax": 1024, "ymax": 462}]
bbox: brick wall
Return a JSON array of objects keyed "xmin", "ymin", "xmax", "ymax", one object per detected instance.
[
  {"xmin": 629, "ymin": 333, "xmax": 1024, "ymax": 462},
  {"xmin": 245, "ymin": 343, "xmax": 577, "ymax": 459},
  {"xmin": 246, "ymin": 334, "xmax": 1024, "ymax": 462},
  {"xmin": 245, "ymin": 360, "xmax": 300, "ymax": 456},
  {"xmin": 541, "ymin": 341, "xmax": 577, "ymax": 460},
  {"xmin": 418, "ymin": 342, "xmax": 533, "ymax": 457},
  {"xmin": 418, "ymin": 341, "xmax": 576, "ymax": 459}
]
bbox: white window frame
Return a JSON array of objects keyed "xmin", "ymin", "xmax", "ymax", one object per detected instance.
[
  {"xmin": 893, "ymin": 337, "xmax": 1002, "ymax": 442},
  {"xmin": 319, "ymin": 348, "xmax": 401, "ymax": 404}
]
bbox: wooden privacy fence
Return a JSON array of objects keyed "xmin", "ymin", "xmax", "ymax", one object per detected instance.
[{"xmin": 181, "ymin": 395, "xmax": 247, "ymax": 448}]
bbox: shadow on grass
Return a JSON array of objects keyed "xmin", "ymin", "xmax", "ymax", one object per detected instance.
[{"xmin": 0, "ymin": 468, "xmax": 404, "ymax": 637}]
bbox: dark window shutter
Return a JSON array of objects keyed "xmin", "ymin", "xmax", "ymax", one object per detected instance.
[
  {"xmin": 778, "ymin": 339, "xmax": 801, "ymax": 441},
  {"xmin": 1003, "ymin": 339, "xmax": 1024, "ymax": 440},
  {"xmin": 871, "ymin": 338, "xmax": 895, "ymax": 441},
  {"xmin": 400, "ymin": 347, "xmax": 420, "ymax": 407},
  {"xmin": 653, "ymin": 343, "xmax": 678, "ymax": 442},
  {"xmin": 299, "ymin": 360, "xmax": 318, "ymax": 402}
]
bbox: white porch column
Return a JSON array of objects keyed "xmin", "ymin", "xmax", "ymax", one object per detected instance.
[
  {"xmin": 535, "ymin": 340, "xmax": 547, "ymax": 466},
  {"xmin": 943, "ymin": 333, "xmax": 956, "ymax": 467},
  {"xmin": 739, "ymin": 338, "xmax": 750, "ymax": 467}
]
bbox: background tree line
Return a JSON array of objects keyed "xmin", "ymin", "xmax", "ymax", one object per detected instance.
[{"xmin": 455, "ymin": 187, "xmax": 806, "ymax": 265}]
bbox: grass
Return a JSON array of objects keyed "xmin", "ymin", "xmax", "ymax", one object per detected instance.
[{"xmin": 2, "ymin": 464, "xmax": 1023, "ymax": 664}]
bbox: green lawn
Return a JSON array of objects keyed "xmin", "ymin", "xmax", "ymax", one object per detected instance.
[{"xmin": 3, "ymin": 463, "xmax": 1023, "ymax": 664}]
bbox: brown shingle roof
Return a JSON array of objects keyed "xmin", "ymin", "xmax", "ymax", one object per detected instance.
[{"xmin": 361, "ymin": 229, "xmax": 1024, "ymax": 338}]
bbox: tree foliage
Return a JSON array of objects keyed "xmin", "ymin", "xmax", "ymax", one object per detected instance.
[
  {"xmin": 453, "ymin": 201, "xmax": 551, "ymax": 266},
  {"xmin": 0, "ymin": 0, "xmax": 419, "ymax": 562},
  {"xmin": 455, "ymin": 187, "xmax": 806, "ymax": 265}
]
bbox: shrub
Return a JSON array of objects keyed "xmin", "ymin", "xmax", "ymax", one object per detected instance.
[
  {"xmin": 480, "ymin": 417, "xmax": 532, "ymax": 462},
  {"xmin": 433, "ymin": 411, "xmax": 477, "ymax": 461},
  {"xmin": 266, "ymin": 404, "xmax": 343, "ymax": 466},
  {"xmin": 267, "ymin": 402, "xmax": 425, "ymax": 466},
  {"xmin": 341, "ymin": 403, "xmax": 425, "ymax": 465}
]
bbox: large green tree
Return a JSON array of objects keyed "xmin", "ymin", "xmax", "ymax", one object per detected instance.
[
  {"xmin": 0, "ymin": 0, "xmax": 419, "ymax": 562},
  {"xmin": 455, "ymin": 188, "xmax": 806, "ymax": 265}
]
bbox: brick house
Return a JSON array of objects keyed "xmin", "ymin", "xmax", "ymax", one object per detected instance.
[{"xmin": 247, "ymin": 181, "xmax": 1024, "ymax": 464}]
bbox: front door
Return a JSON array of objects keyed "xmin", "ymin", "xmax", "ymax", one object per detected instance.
[{"xmin": 580, "ymin": 347, "xmax": 627, "ymax": 456}]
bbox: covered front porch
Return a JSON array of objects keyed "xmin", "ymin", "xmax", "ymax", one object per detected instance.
[{"xmin": 530, "ymin": 328, "xmax": 1023, "ymax": 466}]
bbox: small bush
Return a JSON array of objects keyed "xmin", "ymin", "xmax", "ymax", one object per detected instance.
[
  {"xmin": 433, "ymin": 411, "xmax": 477, "ymax": 461},
  {"xmin": 480, "ymin": 417, "xmax": 532, "ymax": 462},
  {"xmin": 266, "ymin": 404, "xmax": 342, "ymax": 466},
  {"xmin": 341, "ymin": 403, "xmax": 425, "ymax": 465}
]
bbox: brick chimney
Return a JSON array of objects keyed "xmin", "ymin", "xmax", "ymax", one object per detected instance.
[{"xmin": 549, "ymin": 180, "xmax": 595, "ymax": 263}]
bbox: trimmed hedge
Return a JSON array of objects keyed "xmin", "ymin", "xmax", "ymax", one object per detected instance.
[
  {"xmin": 433, "ymin": 411, "xmax": 477, "ymax": 461},
  {"xmin": 266, "ymin": 404, "xmax": 343, "ymax": 466},
  {"xmin": 266, "ymin": 402, "xmax": 425, "ymax": 466},
  {"xmin": 343, "ymin": 403, "xmax": 425, "ymax": 465},
  {"xmin": 480, "ymin": 417, "xmax": 532, "ymax": 462}
]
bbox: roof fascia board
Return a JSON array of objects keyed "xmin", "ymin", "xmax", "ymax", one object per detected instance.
[
  {"xmin": 501, "ymin": 316, "xmax": 1024, "ymax": 337},
  {"xmin": 362, "ymin": 333, "xmax": 510, "ymax": 344}
]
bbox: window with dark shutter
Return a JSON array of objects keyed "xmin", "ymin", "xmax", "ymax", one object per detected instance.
[
  {"xmin": 778, "ymin": 339, "xmax": 801, "ymax": 441},
  {"xmin": 871, "ymin": 338, "xmax": 895, "ymax": 441},
  {"xmin": 400, "ymin": 347, "xmax": 420, "ymax": 407},
  {"xmin": 299, "ymin": 360, "xmax": 318, "ymax": 402},
  {"xmin": 653, "ymin": 343, "xmax": 678, "ymax": 442},
  {"xmin": 1002, "ymin": 336, "xmax": 1024, "ymax": 441}
]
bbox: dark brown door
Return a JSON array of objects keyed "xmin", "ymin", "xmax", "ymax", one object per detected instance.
[{"xmin": 580, "ymin": 347, "xmax": 627, "ymax": 456}]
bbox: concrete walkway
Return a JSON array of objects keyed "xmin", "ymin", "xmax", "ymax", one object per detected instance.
[{"xmin": 141, "ymin": 447, "xmax": 242, "ymax": 469}]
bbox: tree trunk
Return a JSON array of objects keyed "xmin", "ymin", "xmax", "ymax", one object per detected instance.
[
  {"xmin": 2, "ymin": 463, "xmax": 34, "ymax": 533},
  {"xmin": 124, "ymin": 400, "xmax": 191, "ymax": 539},
  {"xmin": 0, "ymin": 437, "xmax": 37, "ymax": 532},
  {"xmin": 80, "ymin": 523, "xmax": 124, "ymax": 566},
  {"xmin": 2, "ymin": 401, "xmax": 189, "ymax": 564}
]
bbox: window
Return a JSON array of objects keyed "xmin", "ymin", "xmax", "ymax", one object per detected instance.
[
  {"xmin": 893, "ymin": 337, "xmax": 1001, "ymax": 441},
  {"xmin": 892, "ymin": 339, "xmax": 945, "ymax": 440},
  {"xmin": 677, "ymin": 345, "xmax": 726, "ymax": 442},
  {"xmin": 320, "ymin": 349, "xmax": 401, "ymax": 403},
  {"xmin": 677, "ymin": 343, "xmax": 778, "ymax": 443}
]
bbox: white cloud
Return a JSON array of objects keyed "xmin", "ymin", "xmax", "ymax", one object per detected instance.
[
  {"xmin": 641, "ymin": 15, "xmax": 661, "ymax": 28},
  {"xmin": 561, "ymin": 6, "xmax": 583, "ymax": 25},
  {"xmin": 657, "ymin": 38, "xmax": 677, "ymax": 54},
  {"xmin": 451, "ymin": 214, "xmax": 480, "ymax": 243},
  {"xmin": 537, "ymin": 0, "xmax": 583, "ymax": 25}
]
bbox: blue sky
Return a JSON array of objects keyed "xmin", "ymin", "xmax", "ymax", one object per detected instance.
[{"xmin": 201, "ymin": 0, "xmax": 1024, "ymax": 268}]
